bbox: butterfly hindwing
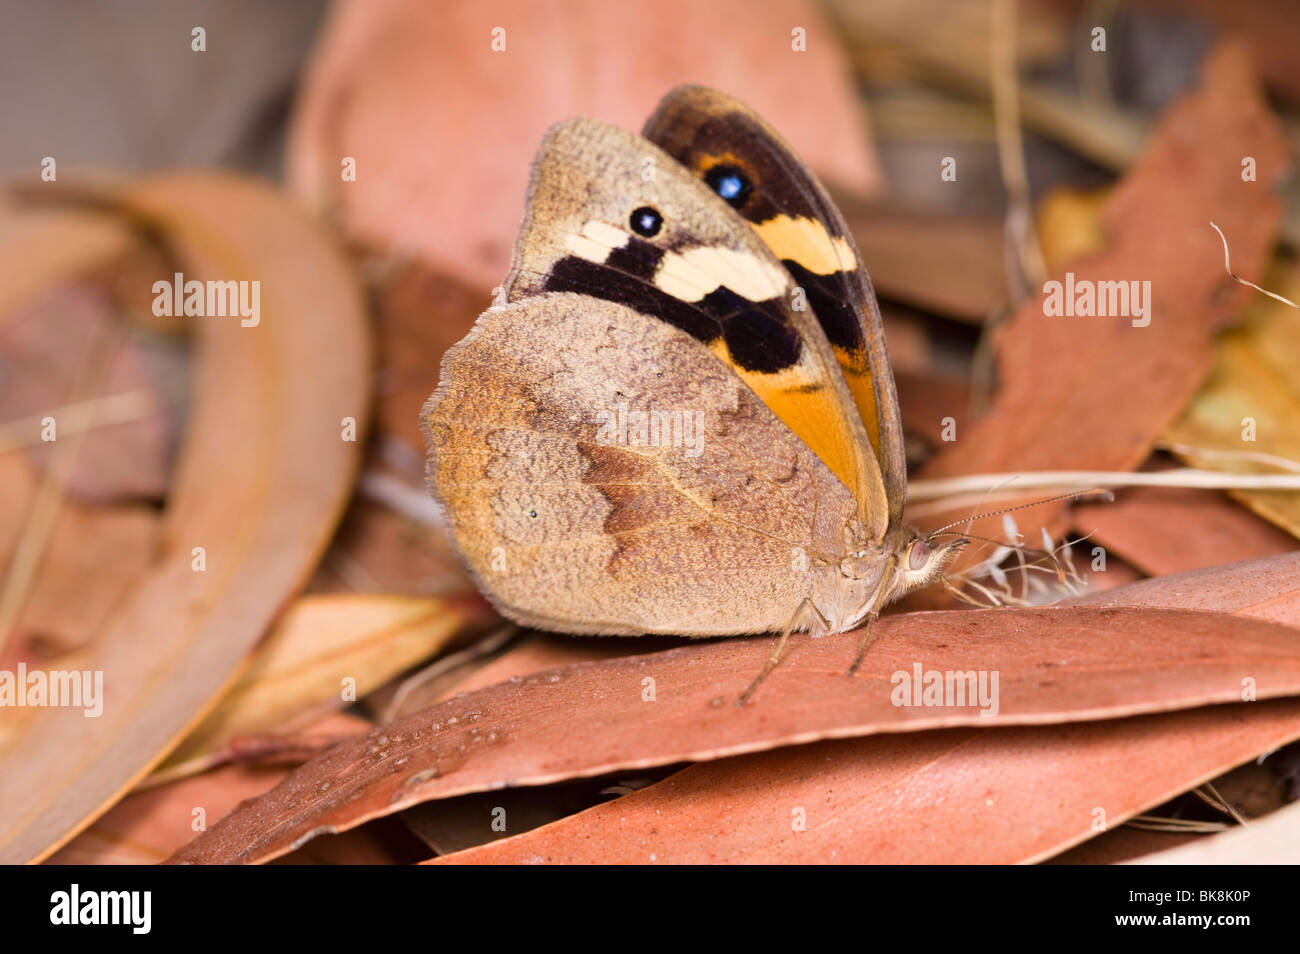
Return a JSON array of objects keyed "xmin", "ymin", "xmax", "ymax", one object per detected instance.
[
  {"xmin": 502, "ymin": 116, "xmax": 887, "ymax": 535},
  {"xmin": 642, "ymin": 85, "xmax": 908, "ymax": 531},
  {"xmin": 423, "ymin": 292, "xmax": 860, "ymax": 635}
]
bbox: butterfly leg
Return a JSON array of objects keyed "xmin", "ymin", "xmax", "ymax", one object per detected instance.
[
  {"xmin": 847, "ymin": 613, "xmax": 879, "ymax": 676},
  {"xmin": 847, "ymin": 560, "xmax": 897, "ymax": 676},
  {"xmin": 737, "ymin": 600, "xmax": 828, "ymax": 706}
]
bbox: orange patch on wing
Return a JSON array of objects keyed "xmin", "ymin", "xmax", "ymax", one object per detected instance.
[
  {"xmin": 837, "ymin": 345, "xmax": 882, "ymax": 454},
  {"xmin": 708, "ymin": 339, "xmax": 863, "ymax": 493}
]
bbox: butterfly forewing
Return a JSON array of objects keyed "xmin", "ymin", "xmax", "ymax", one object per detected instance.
[
  {"xmin": 501, "ymin": 117, "xmax": 886, "ymax": 536},
  {"xmin": 643, "ymin": 85, "xmax": 907, "ymax": 531}
]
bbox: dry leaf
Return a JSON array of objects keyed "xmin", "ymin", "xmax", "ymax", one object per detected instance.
[
  {"xmin": 0, "ymin": 205, "xmax": 136, "ymax": 322},
  {"xmin": 167, "ymin": 582, "xmax": 1300, "ymax": 863},
  {"xmin": 916, "ymin": 39, "xmax": 1287, "ymax": 544},
  {"xmin": 1073, "ymin": 485, "xmax": 1297, "ymax": 576},
  {"xmin": 287, "ymin": 0, "xmax": 881, "ymax": 289},
  {"xmin": 431, "ymin": 700, "xmax": 1300, "ymax": 864},
  {"xmin": 0, "ymin": 282, "xmax": 172, "ymax": 501},
  {"xmin": 161, "ymin": 593, "xmax": 494, "ymax": 774},
  {"xmin": 47, "ymin": 712, "xmax": 372, "ymax": 865},
  {"xmin": 839, "ymin": 197, "xmax": 1008, "ymax": 321},
  {"xmin": 1070, "ymin": 551, "xmax": 1300, "ymax": 624},
  {"xmin": 11, "ymin": 500, "xmax": 159, "ymax": 659},
  {"xmin": 1128, "ymin": 795, "xmax": 1300, "ymax": 864},
  {"xmin": 1165, "ymin": 264, "xmax": 1300, "ymax": 538},
  {"xmin": 0, "ymin": 174, "xmax": 370, "ymax": 863}
]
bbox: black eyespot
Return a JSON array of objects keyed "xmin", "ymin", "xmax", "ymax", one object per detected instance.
[
  {"xmin": 630, "ymin": 206, "xmax": 662, "ymax": 237},
  {"xmin": 528, "ymin": 510, "xmax": 538, "ymax": 519},
  {"xmin": 705, "ymin": 165, "xmax": 752, "ymax": 208}
]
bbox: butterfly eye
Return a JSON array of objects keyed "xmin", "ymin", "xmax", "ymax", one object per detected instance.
[
  {"xmin": 629, "ymin": 206, "xmax": 663, "ymax": 237},
  {"xmin": 908, "ymin": 539, "xmax": 931, "ymax": 572},
  {"xmin": 705, "ymin": 164, "xmax": 752, "ymax": 208}
]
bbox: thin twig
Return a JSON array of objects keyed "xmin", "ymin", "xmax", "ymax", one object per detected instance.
[
  {"xmin": 991, "ymin": 0, "xmax": 1047, "ymax": 297},
  {"xmin": 1210, "ymin": 222, "xmax": 1299, "ymax": 308},
  {"xmin": 908, "ymin": 467, "xmax": 1300, "ymax": 506}
]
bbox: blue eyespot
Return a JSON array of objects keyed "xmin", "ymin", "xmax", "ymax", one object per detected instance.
[
  {"xmin": 705, "ymin": 165, "xmax": 752, "ymax": 208},
  {"xmin": 630, "ymin": 206, "xmax": 663, "ymax": 237}
]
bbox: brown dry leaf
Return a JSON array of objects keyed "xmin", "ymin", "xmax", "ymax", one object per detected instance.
[
  {"xmin": 371, "ymin": 264, "xmax": 484, "ymax": 457},
  {"xmin": 160, "ymin": 593, "xmax": 495, "ymax": 775},
  {"xmin": 0, "ymin": 175, "xmax": 370, "ymax": 863},
  {"xmin": 1136, "ymin": 0, "xmax": 1300, "ymax": 105},
  {"xmin": 287, "ymin": 0, "xmax": 881, "ymax": 289},
  {"xmin": 366, "ymin": 629, "xmax": 653, "ymax": 722},
  {"xmin": 0, "ymin": 205, "xmax": 136, "ymax": 322},
  {"xmin": 1070, "ymin": 551, "xmax": 1300, "ymax": 623},
  {"xmin": 1073, "ymin": 485, "xmax": 1297, "ymax": 577},
  {"xmin": 430, "ymin": 700, "xmax": 1300, "ymax": 864},
  {"xmin": 309, "ymin": 498, "xmax": 468, "ymax": 597},
  {"xmin": 11, "ymin": 500, "xmax": 160, "ymax": 660},
  {"xmin": 433, "ymin": 632, "xmax": 665, "ymax": 704},
  {"xmin": 894, "ymin": 367, "xmax": 972, "ymax": 448},
  {"xmin": 1128, "ymin": 796, "xmax": 1300, "ymax": 864},
  {"xmin": 0, "ymin": 282, "xmax": 173, "ymax": 501},
  {"xmin": 167, "ymin": 559, "xmax": 1300, "ymax": 863},
  {"xmin": 402, "ymin": 773, "xmax": 675, "ymax": 856},
  {"xmin": 46, "ymin": 712, "xmax": 372, "ymax": 865},
  {"xmin": 916, "ymin": 39, "xmax": 1287, "ymax": 542},
  {"xmin": 1047, "ymin": 827, "xmax": 1203, "ymax": 865},
  {"xmin": 838, "ymin": 197, "xmax": 1008, "ymax": 321},
  {"xmin": 433, "ymin": 555, "xmax": 1300, "ymax": 864},
  {"xmin": 1164, "ymin": 264, "xmax": 1300, "ymax": 538}
]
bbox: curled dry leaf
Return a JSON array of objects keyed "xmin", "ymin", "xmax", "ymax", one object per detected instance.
[
  {"xmin": 0, "ymin": 205, "xmax": 136, "ymax": 321},
  {"xmin": 0, "ymin": 174, "xmax": 370, "ymax": 863},
  {"xmin": 0, "ymin": 283, "xmax": 173, "ymax": 501},
  {"xmin": 160, "ymin": 593, "xmax": 495, "ymax": 777},
  {"xmin": 1127, "ymin": 795, "xmax": 1300, "ymax": 864},
  {"xmin": 287, "ymin": 0, "xmax": 880, "ymax": 289},
  {"xmin": 434, "ymin": 554, "xmax": 1300, "ymax": 865},
  {"xmin": 48, "ymin": 712, "xmax": 373, "ymax": 865},
  {"xmin": 1165, "ymin": 265, "xmax": 1300, "ymax": 539},
  {"xmin": 167, "ymin": 554, "xmax": 1300, "ymax": 863},
  {"xmin": 9, "ymin": 499, "xmax": 159, "ymax": 661},
  {"xmin": 431, "ymin": 700, "xmax": 1300, "ymax": 864},
  {"xmin": 915, "ymin": 39, "xmax": 1288, "ymax": 543},
  {"xmin": 1073, "ymin": 484, "xmax": 1297, "ymax": 577}
]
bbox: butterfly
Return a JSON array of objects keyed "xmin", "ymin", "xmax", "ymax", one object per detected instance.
[{"xmin": 423, "ymin": 85, "xmax": 966, "ymax": 701}]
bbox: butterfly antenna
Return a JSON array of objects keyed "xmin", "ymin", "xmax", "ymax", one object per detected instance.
[{"xmin": 928, "ymin": 488, "xmax": 1113, "ymax": 537}]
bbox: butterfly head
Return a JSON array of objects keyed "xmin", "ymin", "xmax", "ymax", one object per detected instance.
[
  {"xmin": 895, "ymin": 529, "xmax": 967, "ymax": 597},
  {"xmin": 815, "ymin": 528, "xmax": 963, "ymax": 634}
]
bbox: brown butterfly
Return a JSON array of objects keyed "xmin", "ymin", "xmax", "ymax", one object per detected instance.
[{"xmin": 423, "ymin": 86, "xmax": 966, "ymax": 701}]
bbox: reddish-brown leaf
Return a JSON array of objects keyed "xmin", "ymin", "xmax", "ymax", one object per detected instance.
[
  {"xmin": 46, "ymin": 712, "xmax": 372, "ymax": 865},
  {"xmin": 0, "ymin": 175, "xmax": 371, "ymax": 863},
  {"xmin": 286, "ymin": 0, "xmax": 881, "ymax": 290},
  {"xmin": 167, "ymin": 588, "xmax": 1300, "ymax": 863},
  {"xmin": 431, "ymin": 701, "xmax": 1300, "ymax": 864},
  {"xmin": 1071, "ymin": 551, "xmax": 1300, "ymax": 624},
  {"xmin": 1128, "ymin": 797, "xmax": 1300, "ymax": 864},
  {"xmin": 1074, "ymin": 486, "xmax": 1297, "ymax": 577},
  {"xmin": 915, "ymin": 39, "xmax": 1287, "ymax": 545}
]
